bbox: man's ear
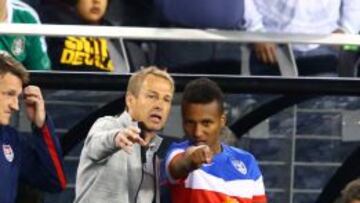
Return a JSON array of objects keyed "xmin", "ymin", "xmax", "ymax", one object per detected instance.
[{"xmin": 125, "ymin": 92, "xmax": 135, "ymax": 110}]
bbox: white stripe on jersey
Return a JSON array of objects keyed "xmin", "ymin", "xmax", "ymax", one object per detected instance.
[
  {"xmin": 253, "ymin": 176, "xmax": 266, "ymax": 196},
  {"xmin": 5, "ymin": 0, "xmax": 13, "ymax": 23},
  {"xmin": 184, "ymin": 169, "xmax": 262, "ymax": 198}
]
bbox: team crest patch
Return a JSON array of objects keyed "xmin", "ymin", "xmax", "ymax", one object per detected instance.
[
  {"xmin": 3, "ymin": 144, "xmax": 14, "ymax": 162},
  {"xmin": 231, "ymin": 159, "xmax": 247, "ymax": 175},
  {"xmin": 11, "ymin": 37, "xmax": 25, "ymax": 56}
]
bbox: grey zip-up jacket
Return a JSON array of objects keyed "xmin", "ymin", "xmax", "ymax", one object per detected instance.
[{"xmin": 74, "ymin": 112, "xmax": 163, "ymax": 203}]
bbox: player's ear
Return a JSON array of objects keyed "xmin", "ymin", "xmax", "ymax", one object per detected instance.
[{"xmin": 220, "ymin": 112, "xmax": 226, "ymax": 128}]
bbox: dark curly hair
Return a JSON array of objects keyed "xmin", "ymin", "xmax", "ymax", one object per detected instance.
[{"xmin": 182, "ymin": 77, "xmax": 224, "ymax": 113}]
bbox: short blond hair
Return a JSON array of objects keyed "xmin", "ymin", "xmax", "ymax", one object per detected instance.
[
  {"xmin": 0, "ymin": 52, "xmax": 29, "ymax": 84},
  {"xmin": 342, "ymin": 179, "xmax": 360, "ymax": 203},
  {"xmin": 127, "ymin": 66, "xmax": 174, "ymax": 96}
]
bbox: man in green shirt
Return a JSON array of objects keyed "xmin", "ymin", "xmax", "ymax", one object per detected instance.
[{"xmin": 0, "ymin": 0, "xmax": 51, "ymax": 70}]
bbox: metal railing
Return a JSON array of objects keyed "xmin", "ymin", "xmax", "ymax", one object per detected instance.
[{"xmin": 2, "ymin": 24, "xmax": 360, "ymax": 77}]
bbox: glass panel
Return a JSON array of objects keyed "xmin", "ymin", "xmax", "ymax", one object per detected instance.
[
  {"xmin": 294, "ymin": 166, "xmax": 338, "ymax": 189},
  {"xmin": 293, "ymin": 193, "xmax": 318, "ymax": 203},
  {"xmin": 296, "ymin": 139, "xmax": 358, "ymax": 162}
]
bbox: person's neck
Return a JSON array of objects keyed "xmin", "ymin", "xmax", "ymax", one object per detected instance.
[
  {"xmin": 142, "ymin": 131, "xmax": 156, "ymax": 147},
  {"xmin": 211, "ymin": 143, "xmax": 222, "ymax": 155}
]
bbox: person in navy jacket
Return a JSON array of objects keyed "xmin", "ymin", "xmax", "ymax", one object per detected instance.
[{"xmin": 0, "ymin": 52, "xmax": 67, "ymax": 203}]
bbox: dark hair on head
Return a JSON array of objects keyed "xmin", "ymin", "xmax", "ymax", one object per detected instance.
[
  {"xmin": 342, "ymin": 179, "xmax": 360, "ymax": 203},
  {"xmin": 0, "ymin": 52, "xmax": 29, "ymax": 84},
  {"xmin": 182, "ymin": 77, "xmax": 224, "ymax": 113}
]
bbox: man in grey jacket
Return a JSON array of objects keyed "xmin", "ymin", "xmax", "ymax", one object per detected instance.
[{"xmin": 74, "ymin": 67, "xmax": 175, "ymax": 203}]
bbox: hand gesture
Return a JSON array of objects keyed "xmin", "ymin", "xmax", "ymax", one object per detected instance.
[
  {"xmin": 114, "ymin": 126, "xmax": 146, "ymax": 154},
  {"xmin": 23, "ymin": 86, "xmax": 46, "ymax": 128},
  {"xmin": 184, "ymin": 145, "xmax": 213, "ymax": 171}
]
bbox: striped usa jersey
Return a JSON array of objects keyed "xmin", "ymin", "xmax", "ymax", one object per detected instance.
[{"xmin": 165, "ymin": 141, "xmax": 266, "ymax": 203}]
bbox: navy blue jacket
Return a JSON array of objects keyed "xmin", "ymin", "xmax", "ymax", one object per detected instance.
[
  {"xmin": 155, "ymin": 0, "xmax": 245, "ymax": 29},
  {"xmin": 0, "ymin": 118, "xmax": 67, "ymax": 203}
]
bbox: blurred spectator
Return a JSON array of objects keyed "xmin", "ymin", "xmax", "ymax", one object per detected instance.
[
  {"xmin": 0, "ymin": 53, "xmax": 66, "ymax": 203},
  {"xmin": 105, "ymin": 0, "xmax": 155, "ymax": 26},
  {"xmin": 341, "ymin": 178, "xmax": 360, "ymax": 203},
  {"xmin": 39, "ymin": 0, "xmax": 128, "ymax": 73},
  {"xmin": 153, "ymin": 0, "xmax": 263, "ymax": 74},
  {"xmin": 0, "ymin": 0, "xmax": 51, "ymax": 70},
  {"xmin": 251, "ymin": 0, "xmax": 360, "ymax": 76}
]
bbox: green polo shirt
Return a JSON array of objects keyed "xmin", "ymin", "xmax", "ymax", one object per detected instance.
[{"xmin": 0, "ymin": 0, "xmax": 51, "ymax": 70}]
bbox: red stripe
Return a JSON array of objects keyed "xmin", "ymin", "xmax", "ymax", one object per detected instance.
[
  {"xmin": 171, "ymin": 186, "xmax": 254, "ymax": 203},
  {"xmin": 42, "ymin": 125, "xmax": 67, "ymax": 189},
  {"xmin": 253, "ymin": 195, "xmax": 267, "ymax": 203}
]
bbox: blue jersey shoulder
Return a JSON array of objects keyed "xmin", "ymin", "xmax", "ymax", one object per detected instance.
[
  {"xmin": 0, "ymin": 126, "xmax": 20, "ymax": 145},
  {"xmin": 203, "ymin": 144, "xmax": 262, "ymax": 181}
]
